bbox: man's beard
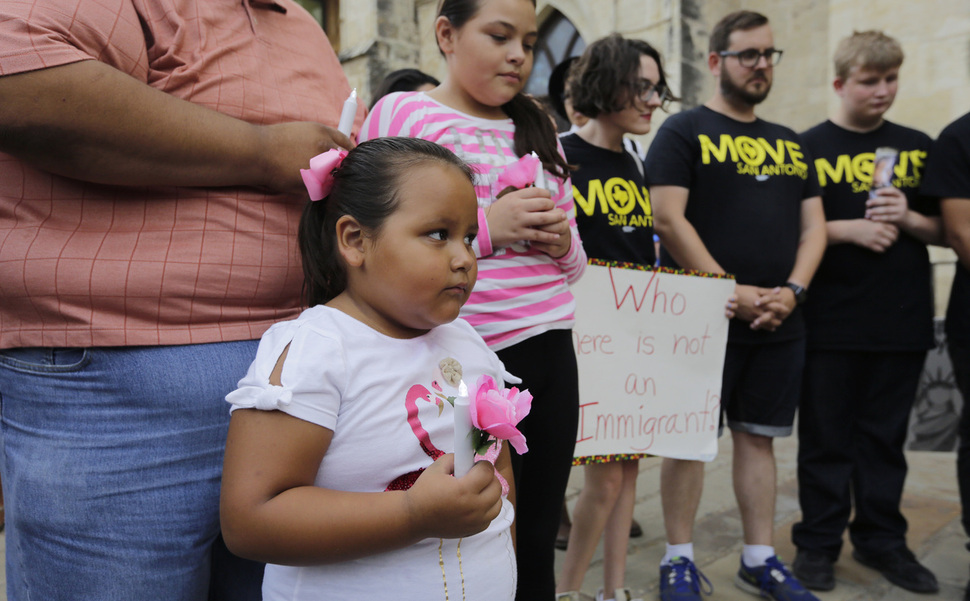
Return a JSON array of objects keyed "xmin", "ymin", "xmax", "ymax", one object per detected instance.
[{"xmin": 720, "ymin": 69, "xmax": 771, "ymax": 105}]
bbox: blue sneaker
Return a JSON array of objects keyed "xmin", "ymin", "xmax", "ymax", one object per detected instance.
[
  {"xmin": 659, "ymin": 557, "xmax": 713, "ymax": 601},
  {"xmin": 735, "ymin": 555, "xmax": 820, "ymax": 601}
]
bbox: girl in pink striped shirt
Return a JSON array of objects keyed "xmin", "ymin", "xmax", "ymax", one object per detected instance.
[{"xmin": 360, "ymin": 0, "xmax": 586, "ymax": 598}]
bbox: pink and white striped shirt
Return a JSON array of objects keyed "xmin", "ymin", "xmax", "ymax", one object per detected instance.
[{"xmin": 360, "ymin": 91, "xmax": 586, "ymax": 350}]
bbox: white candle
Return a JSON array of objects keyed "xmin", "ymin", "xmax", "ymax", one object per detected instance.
[
  {"xmin": 453, "ymin": 380, "xmax": 474, "ymax": 477},
  {"xmin": 531, "ymin": 151, "xmax": 546, "ymax": 190},
  {"xmin": 337, "ymin": 88, "xmax": 357, "ymax": 137}
]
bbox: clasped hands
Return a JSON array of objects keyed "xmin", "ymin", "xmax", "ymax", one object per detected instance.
[
  {"xmin": 734, "ymin": 284, "xmax": 798, "ymax": 332},
  {"xmin": 486, "ymin": 185, "xmax": 571, "ymax": 258},
  {"xmin": 850, "ymin": 186, "xmax": 908, "ymax": 253}
]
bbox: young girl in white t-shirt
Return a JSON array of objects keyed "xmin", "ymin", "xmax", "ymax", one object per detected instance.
[
  {"xmin": 360, "ymin": 1, "xmax": 587, "ymax": 596},
  {"xmin": 219, "ymin": 137, "xmax": 518, "ymax": 601}
]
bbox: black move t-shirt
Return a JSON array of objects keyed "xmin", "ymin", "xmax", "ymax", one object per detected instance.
[
  {"xmin": 801, "ymin": 120, "xmax": 935, "ymax": 351},
  {"xmin": 644, "ymin": 105, "xmax": 821, "ymax": 343},
  {"xmin": 561, "ymin": 133, "xmax": 655, "ymax": 266},
  {"xmin": 921, "ymin": 112, "xmax": 970, "ymax": 347}
]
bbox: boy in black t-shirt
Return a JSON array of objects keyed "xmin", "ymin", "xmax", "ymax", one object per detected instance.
[
  {"xmin": 790, "ymin": 31, "xmax": 943, "ymax": 594},
  {"xmin": 921, "ymin": 110, "xmax": 970, "ymax": 601},
  {"xmin": 645, "ymin": 11, "xmax": 826, "ymax": 601}
]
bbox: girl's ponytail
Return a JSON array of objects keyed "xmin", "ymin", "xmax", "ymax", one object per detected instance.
[
  {"xmin": 502, "ymin": 93, "xmax": 570, "ymax": 181},
  {"xmin": 299, "ymin": 199, "xmax": 344, "ymax": 308}
]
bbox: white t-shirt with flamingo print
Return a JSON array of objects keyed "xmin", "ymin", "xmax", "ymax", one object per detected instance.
[{"xmin": 227, "ymin": 305, "xmax": 516, "ymax": 601}]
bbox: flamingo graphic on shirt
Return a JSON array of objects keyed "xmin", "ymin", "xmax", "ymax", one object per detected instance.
[
  {"xmin": 384, "ymin": 380, "xmax": 510, "ymax": 496},
  {"xmin": 384, "ymin": 383, "xmax": 470, "ymax": 597},
  {"xmin": 385, "ymin": 384, "xmax": 445, "ymax": 491}
]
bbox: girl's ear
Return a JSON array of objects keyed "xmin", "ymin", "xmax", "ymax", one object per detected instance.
[
  {"xmin": 435, "ymin": 15, "xmax": 457, "ymax": 55},
  {"xmin": 335, "ymin": 214, "xmax": 366, "ymax": 268}
]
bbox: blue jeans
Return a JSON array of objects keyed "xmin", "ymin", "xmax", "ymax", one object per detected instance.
[{"xmin": 0, "ymin": 342, "xmax": 264, "ymax": 601}]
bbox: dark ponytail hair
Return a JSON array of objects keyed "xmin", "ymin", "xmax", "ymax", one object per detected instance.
[
  {"xmin": 299, "ymin": 137, "xmax": 474, "ymax": 307},
  {"xmin": 436, "ymin": 0, "xmax": 570, "ymax": 181}
]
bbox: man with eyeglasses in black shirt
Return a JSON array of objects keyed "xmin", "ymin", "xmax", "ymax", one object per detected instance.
[{"xmin": 645, "ymin": 11, "xmax": 826, "ymax": 601}]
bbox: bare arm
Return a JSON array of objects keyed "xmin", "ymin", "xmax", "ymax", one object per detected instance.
[
  {"xmin": 652, "ymin": 184, "xmax": 760, "ymax": 325},
  {"xmin": 220, "ymin": 409, "xmax": 503, "ymax": 565},
  {"xmin": 0, "ymin": 60, "xmax": 352, "ymax": 195},
  {"xmin": 758, "ymin": 196, "xmax": 828, "ymax": 321},
  {"xmin": 896, "ymin": 213, "xmax": 944, "ymax": 246},
  {"xmin": 826, "ymin": 219, "xmax": 899, "ymax": 253},
  {"xmin": 651, "ymin": 185, "xmax": 724, "ymax": 274},
  {"xmin": 788, "ymin": 195, "xmax": 828, "ymax": 289},
  {"xmin": 943, "ymin": 198, "xmax": 970, "ymax": 270}
]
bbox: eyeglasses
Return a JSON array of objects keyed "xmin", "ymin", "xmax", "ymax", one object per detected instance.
[
  {"xmin": 631, "ymin": 79, "xmax": 673, "ymax": 111},
  {"xmin": 718, "ymin": 48, "xmax": 783, "ymax": 68}
]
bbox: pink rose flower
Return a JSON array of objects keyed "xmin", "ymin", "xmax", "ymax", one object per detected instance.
[{"xmin": 470, "ymin": 374, "xmax": 533, "ymax": 455}]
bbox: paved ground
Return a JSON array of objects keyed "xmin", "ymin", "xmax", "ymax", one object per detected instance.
[
  {"xmin": 556, "ymin": 433, "xmax": 967, "ymax": 601},
  {"xmin": 0, "ymin": 433, "xmax": 961, "ymax": 601}
]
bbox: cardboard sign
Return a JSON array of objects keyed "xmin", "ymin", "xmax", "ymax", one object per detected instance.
[{"xmin": 570, "ymin": 262, "xmax": 735, "ymax": 463}]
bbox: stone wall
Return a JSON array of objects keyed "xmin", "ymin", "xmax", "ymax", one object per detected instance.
[{"xmin": 336, "ymin": 0, "xmax": 426, "ymax": 109}]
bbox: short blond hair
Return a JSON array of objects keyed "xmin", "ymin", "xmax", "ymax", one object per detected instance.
[{"xmin": 834, "ymin": 30, "xmax": 904, "ymax": 80}]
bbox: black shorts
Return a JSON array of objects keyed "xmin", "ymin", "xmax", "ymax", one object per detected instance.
[{"xmin": 720, "ymin": 337, "xmax": 806, "ymax": 437}]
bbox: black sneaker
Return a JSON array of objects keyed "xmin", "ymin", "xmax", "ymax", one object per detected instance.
[
  {"xmin": 792, "ymin": 550, "xmax": 835, "ymax": 591},
  {"xmin": 852, "ymin": 547, "xmax": 939, "ymax": 593},
  {"xmin": 630, "ymin": 519, "xmax": 643, "ymax": 538}
]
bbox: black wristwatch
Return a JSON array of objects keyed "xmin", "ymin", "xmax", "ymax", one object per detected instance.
[{"xmin": 784, "ymin": 282, "xmax": 807, "ymax": 305}]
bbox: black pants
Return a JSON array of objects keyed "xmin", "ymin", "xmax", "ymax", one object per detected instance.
[
  {"xmin": 792, "ymin": 350, "xmax": 925, "ymax": 559},
  {"xmin": 949, "ymin": 343, "xmax": 970, "ymax": 539},
  {"xmin": 497, "ymin": 329, "xmax": 579, "ymax": 601}
]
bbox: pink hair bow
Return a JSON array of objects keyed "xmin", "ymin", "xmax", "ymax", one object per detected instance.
[
  {"xmin": 491, "ymin": 152, "xmax": 542, "ymax": 198},
  {"xmin": 300, "ymin": 148, "xmax": 349, "ymax": 201}
]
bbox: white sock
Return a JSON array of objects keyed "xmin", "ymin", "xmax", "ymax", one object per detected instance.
[
  {"xmin": 598, "ymin": 588, "xmax": 630, "ymax": 601},
  {"xmin": 662, "ymin": 542, "xmax": 694, "ymax": 565},
  {"xmin": 742, "ymin": 544, "xmax": 775, "ymax": 567}
]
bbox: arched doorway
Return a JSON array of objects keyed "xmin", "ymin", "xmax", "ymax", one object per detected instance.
[{"xmin": 523, "ymin": 10, "xmax": 585, "ymax": 98}]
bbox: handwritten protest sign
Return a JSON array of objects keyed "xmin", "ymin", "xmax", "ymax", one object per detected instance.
[{"xmin": 571, "ymin": 261, "xmax": 735, "ymax": 463}]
